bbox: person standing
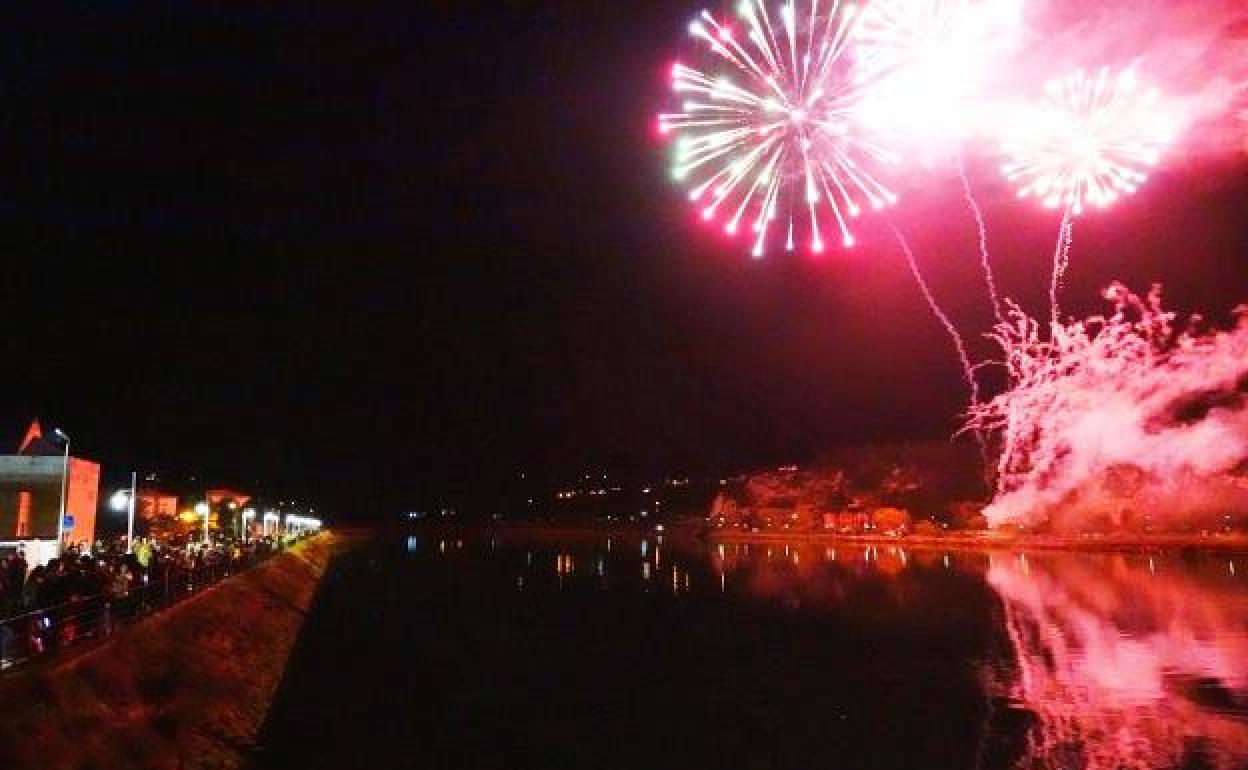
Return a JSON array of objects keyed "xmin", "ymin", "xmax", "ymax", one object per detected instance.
[{"xmin": 6, "ymin": 550, "xmax": 27, "ymax": 607}]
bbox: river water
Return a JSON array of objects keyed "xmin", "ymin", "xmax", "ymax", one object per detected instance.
[{"xmin": 255, "ymin": 531, "xmax": 1248, "ymax": 770}]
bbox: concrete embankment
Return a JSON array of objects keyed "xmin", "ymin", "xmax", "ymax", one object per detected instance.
[{"xmin": 0, "ymin": 532, "xmax": 345, "ymax": 770}]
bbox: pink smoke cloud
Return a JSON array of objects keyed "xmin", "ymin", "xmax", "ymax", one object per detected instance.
[{"xmin": 967, "ymin": 284, "xmax": 1248, "ymax": 531}]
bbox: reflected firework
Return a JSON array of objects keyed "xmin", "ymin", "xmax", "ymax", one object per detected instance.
[
  {"xmin": 1001, "ymin": 67, "xmax": 1176, "ymax": 215},
  {"xmin": 989, "ymin": 553, "xmax": 1248, "ymax": 770},
  {"xmin": 658, "ymin": 1, "xmax": 899, "ymax": 257}
]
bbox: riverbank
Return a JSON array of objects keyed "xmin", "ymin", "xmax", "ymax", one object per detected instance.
[
  {"xmin": 707, "ymin": 529, "xmax": 1248, "ymax": 553},
  {"xmin": 483, "ymin": 522, "xmax": 1248, "ymax": 554},
  {"xmin": 0, "ymin": 532, "xmax": 343, "ymax": 770}
]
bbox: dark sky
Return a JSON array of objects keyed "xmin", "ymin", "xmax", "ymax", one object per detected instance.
[{"xmin": 0, "ymin": 1, "xmax": 1244, "ymax": 516}]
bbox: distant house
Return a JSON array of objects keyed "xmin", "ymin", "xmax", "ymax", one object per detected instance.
[
  {"xmin": 205, "ymin": 488, "xmax": 252, "ymax": 508},
  {"xmin": 136, "ymin": 487, "xmax": 179, "ymax": 520},
  {"xmin": 826, "ymin": 511, "xmax": 871, "ymax": 532},
  {"xmin": 0, "ymin": 419, "xmax": 100, "ymax": 547}
]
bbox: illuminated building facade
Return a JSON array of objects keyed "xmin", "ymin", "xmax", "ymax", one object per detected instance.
[
  {"xmin": 136, "ymin": 487, "xmax": 179, "ymax": 519},
  {"xmin": 0, "ymin": 420, "xmax": 100, "ymax": 546},
  {"xmin": 206, "ymin": 488, "xmax": 252, "ymax": 508}
]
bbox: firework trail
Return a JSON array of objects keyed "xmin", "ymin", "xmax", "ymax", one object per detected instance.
[
  {"xmin": 1048, "ymin": 207, "xmax": 1074, "ymax": 326},
  {"xmin": 889, "ymin": 222, "xmax": 985, "ymax": 456},
  {"xmin": 853, "ymin": 1, "xmax": 1020, "ymax": 452},
  {"xmin": 956, "ymin": 151, "xmax": 1003, "ymax": 324},
  {"xmin": 658, "ymin": 0, "xmax": 899, "ymax": 257}
]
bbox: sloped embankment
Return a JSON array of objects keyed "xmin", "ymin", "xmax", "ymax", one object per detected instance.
[{"xmin": 0, "ymin": 533, "xmax": 339, "ymax": 770}]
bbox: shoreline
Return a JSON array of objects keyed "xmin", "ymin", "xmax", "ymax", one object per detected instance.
[
  {"xmin": 706, "ymin": 529, "xmax": 1248, "ymax": 554},
  {"xmin": 473, "ymin": 522, "xmax": 1248, "ymax": 554}
]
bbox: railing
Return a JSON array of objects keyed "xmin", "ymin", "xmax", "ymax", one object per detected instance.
[{"xmin": 0, "ymin": 540, "xmax": 305, "ymax": 674}]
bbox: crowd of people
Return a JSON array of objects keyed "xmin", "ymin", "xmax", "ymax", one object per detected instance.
[{"xmin": 0, "ymin": 535, "xmax": 296, "ymax": 667}]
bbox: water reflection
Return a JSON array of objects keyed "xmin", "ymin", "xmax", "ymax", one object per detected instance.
[
  {"xmin": 419, "ymin": 533, "xmax": 1247, "ymax": 768},
  {"xmin": 989, "ymin": 552, "xmax": 1248, "ymax": 769}
]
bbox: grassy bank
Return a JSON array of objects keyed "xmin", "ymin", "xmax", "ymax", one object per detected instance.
[{"xmin": 0, "ymin": 533, "xmax": 340, "ymax": 770}]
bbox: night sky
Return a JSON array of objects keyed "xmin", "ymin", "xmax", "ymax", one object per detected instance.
[{"xmin": 0, "ymin": 2, "xmax": 1244, "ymax": 517}]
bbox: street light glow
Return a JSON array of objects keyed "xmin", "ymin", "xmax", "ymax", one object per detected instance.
[
  {"xmin": 284, "ymin": 514, "xmax": 323, "ymax": 533},
  {"xmin": 110, "ymin": 489, "xmax": 131, "ymax": 512}
]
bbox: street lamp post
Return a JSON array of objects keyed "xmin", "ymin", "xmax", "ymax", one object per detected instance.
[
  {"xmin": 109, "ymin": 471, "xmax": 138, "ymax": 553},
  {"xmin": 241, "ymin": 508, "xmax": 256, "ymax": 541},
  {"xmin": 127, "ymin": 471, "xmax": 137, "ymax": 550},
  {"xmin": 53, "ymin": 428, "xmax": 70, "ymax": 555},
  {"xmin": 195, "ymin": 501, "xmax": 211, "ymax": 544}
]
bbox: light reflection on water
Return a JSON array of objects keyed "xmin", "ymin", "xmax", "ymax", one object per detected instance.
[
  {"xmin": 989, "ymin": 553, "xmax": 1248, "ymax": 769},
  {"xmin": 414, "ymin": 533, "xmax": 1248, "ymax": 769}
]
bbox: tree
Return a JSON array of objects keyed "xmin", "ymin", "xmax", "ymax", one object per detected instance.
[{"xmin": 949, "ymin": 501, "xmax": 989, "ymax": 530}]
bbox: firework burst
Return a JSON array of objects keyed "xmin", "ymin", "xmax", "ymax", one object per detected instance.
[
  {"xmin": 852, "ymin": 0, "xmax": 1017, "ymax": 84},
  {"xmin": 851, "ymin": 0, "xmax": 1022, "ymax": 146},
  {"xmin": 1001, "ymin": 67, "xmax": 1176, "ymax": 216},
  {"xmin": 657, "ymin": 0, "xmax": 899, "ymax": 257}
]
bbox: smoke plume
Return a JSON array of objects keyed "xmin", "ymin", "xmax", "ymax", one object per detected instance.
[
  {"xmin": 966, "ymin": 284, "xmax": 1248, "ymax": 531},
  {"xmin": 1003, "ymin": 0, "xmax": 1248, "ymax": 163}
]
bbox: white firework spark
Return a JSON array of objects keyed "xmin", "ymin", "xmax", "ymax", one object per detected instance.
[
  {"xmin": 853, "ymin": 0, "xmax": 981, "ymax": 84},
  {"xmin": 851, "ymin": 0, "xmax": 1022, "ymax": 146},
  {"xmin": 1001, "ymin": 67, "xmax": 1176, "ymax": 216}
]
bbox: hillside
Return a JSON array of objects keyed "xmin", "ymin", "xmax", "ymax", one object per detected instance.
[{"xmin": 709, "ymin": 440, "xmax": 988, "ymax": 533}]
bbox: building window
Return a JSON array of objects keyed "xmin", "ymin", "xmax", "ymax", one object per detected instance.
[{"xmin": 16, "ymin": 490, "xmax": 31, "ymax": 538}]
